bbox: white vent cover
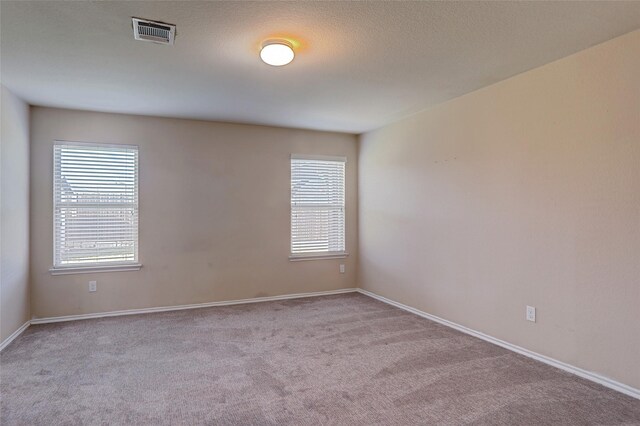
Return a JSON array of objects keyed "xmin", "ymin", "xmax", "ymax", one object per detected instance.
[{"xmin": 132, "ymin": 18, "xmax": 175, "ymax": 45}]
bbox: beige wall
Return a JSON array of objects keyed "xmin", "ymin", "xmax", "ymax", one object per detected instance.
[
  {"xmin": 358, "ymin": 30, "xmax": 640, "ymax": 389},
  {"xmin": 1, "ymin": 85, "xmax": 31, "ymax": 342},
  {"xmin": 30, "ymin": 108, "xmax": 357, "ymax": 318}
]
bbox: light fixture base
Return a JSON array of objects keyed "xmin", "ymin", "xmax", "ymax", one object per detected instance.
[{"xmin": 260, "ymin": 39, "xmax": 295, "ymax": 67}]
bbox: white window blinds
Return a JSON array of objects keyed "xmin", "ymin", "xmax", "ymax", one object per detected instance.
[
  {"xmin": 53, "ymin": 142, "xmax": 138, "ymax": 268},
  {"xmin": 291, "ymin": 155, "xmax": 346, "ymax": 256}
]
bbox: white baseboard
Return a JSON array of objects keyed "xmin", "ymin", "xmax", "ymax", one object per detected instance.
[
  {"xmin": 30, "ymin": 288, "xmax": 358, "ymax": 325},
  {"xmin": 0, "ymin": 320, "xmax": 31, "ymax": 352},
  {"xmin": 357, "ymin": 288, "xmax": 640, "ymax": 400}
]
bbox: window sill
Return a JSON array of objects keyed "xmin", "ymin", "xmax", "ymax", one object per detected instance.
[
  {"xmin": 289, "ymin": 253, "xmax": 349, "ymax": 262},
  {"xmin": 49, "ymin": 263, "xmax": 142, "ymax": 275}
]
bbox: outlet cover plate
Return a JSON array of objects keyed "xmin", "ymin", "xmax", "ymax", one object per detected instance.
[{"xmin": 526, "ymin": 305, "xmax": 536, "ymax": 322}]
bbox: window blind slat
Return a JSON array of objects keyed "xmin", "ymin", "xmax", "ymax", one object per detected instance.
[
  {"xmin": 54, "ymin": 143, "xmax": 139, "ymax": 268},
  {"xmin": 291, "ymin": 157, "xmax": 345, "ymax": 255}
]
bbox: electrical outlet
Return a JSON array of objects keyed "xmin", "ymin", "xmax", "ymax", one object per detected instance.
[
  {"xmin": 526, "ymin": 305, "xmax": 536, "ymax": 322},
  {"xmin": 339, "ymin": 264, "xmax": 345, "ymax": 274},
  {"xmin": 89, "ymin": 281, "xmax": 97, "ymax": 292}
]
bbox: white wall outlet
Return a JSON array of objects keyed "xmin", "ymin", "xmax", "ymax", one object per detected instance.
[
  {"xmin": 89, "ymin": 281, "xmax": 97, "ymax": 292},
  {"xmin": 339, "ymin": 264, "xmax": 345, "ymax": 274},
  {"xmin": 526, "ymin": 305, "xmax": 536, "ymax": 322}
]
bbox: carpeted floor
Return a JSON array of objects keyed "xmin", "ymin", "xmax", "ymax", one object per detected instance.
[{"xmin": 1, "ymin": 293, "xmax": 639, "ymax": 425}]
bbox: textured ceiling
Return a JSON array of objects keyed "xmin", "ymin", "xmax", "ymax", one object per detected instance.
[{"xmin": 1, "ymin": 1, "xmax": 639, "ymax": 133}]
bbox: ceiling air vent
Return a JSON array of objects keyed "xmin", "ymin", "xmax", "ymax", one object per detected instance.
[{"xmin": 132, "ymin": 18, "xmax": 175, "ymax": 45}]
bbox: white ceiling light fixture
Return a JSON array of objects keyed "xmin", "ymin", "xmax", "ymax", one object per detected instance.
[{"xmin": 260, "ymin": 39, "xmax": 295, "ymax": 67}]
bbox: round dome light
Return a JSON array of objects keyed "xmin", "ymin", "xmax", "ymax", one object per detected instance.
[{"xmin": 260, "ymin": 40, "xmax": 295, "ymax": 66}]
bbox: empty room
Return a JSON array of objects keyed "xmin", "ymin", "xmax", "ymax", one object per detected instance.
[{"xmin": 1, "ymin": 1, "xmax": 639, "ymax": 424}]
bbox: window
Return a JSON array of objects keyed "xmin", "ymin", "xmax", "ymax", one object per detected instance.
[
  {"xmin": 290, "ymin": 154, "xmax": 346, "ymax": 259},
  {"xmin": 52, "ymin": 142, "xmax": 139, "ymax": 272}
]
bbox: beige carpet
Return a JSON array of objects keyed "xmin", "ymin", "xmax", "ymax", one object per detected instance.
[{"xmin": 1, "ymin": 293, "xmax": 639, "ymax": 425}]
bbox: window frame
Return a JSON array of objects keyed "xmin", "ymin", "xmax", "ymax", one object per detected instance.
[
  {"xmin": 49, "ymin": 140, "xmax": 141, "ymax": 275},
  {"xmin": 289, "ymin": 154, "xmax": 348, "ymax": 261}
]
